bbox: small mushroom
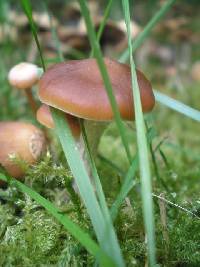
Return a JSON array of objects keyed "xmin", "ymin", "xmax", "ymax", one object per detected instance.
[
  {"xmin": 0, "ymin": 122, "xmax": 46, "ymax": 184},
  {"xmin": 37, "ymin": 104, "xmax": 81, "ymax": 138},
  {"xmin": 8, "ymin": 62, "xmax": 43, "ymax": 115},
  {"xmin": 38, "ymin": 58, "xmax": 155, "ymax": 180}
]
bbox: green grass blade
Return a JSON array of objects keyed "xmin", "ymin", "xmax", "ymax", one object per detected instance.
[
  {"xmin": 78, "ymin": 0, "xmax": 132, "ymax": 163},
  {"xmin": 80, "ymin": 121, "xmax": 110, "ymax": 214},
  {"xmin": 90, "ymin": 0, "xmax": 113, "ymax": 57},
  {"xmin": 48, "ymin": 11, "xmax": 64, "ymax": 62},
  {"xmin": 98, "ymin": 154, "xmax": 125, "ymax": 176},
  {"xmin": 20, "ymin": 0, "xmax": 46, "ymax": 70},
  {"xmin": 96, "ymin": 0, "xmax": 113, "ymax": 42},
  {"xmin": 52, "ymin": 109, "xmax": 125, "ymax": 267},
  {"xmin": 119, "ymin": 0, "xmax": 176, "ymax": 63},
  {"xmin": 122, "ymin": 0, "xmax": 156, "ymax": 266},
  {"xmin": 111, "ymin": 155, "xmax": 138, "ymax": 221},
  {"xmin": 80, "ymin": 121, "xmax": 125, "ymax": 262},
  {"xmin": 154, "ymin": 89, "xmax": 200, "ymax": 122},
  {"xmin": 110, "ymin": 129, "xmax": 155, "ymax": 222},
  {"xmin": 0, "ymin": 173, "xmax": 115, "ymax": 267}
]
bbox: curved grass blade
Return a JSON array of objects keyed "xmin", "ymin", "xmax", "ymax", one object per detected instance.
[
  {"xmin": 80, "ymin": 120, "xmax": 125, "ymax": 263},
  {"xmin": 20, "ymin": 0, "xmax": 46, "ymax": 70},
  {"xmin": 52, "ymin": 109, "xmax": 125, "ymax": 267},
  {"xmin": 78, "ymin": 0, "xmax": 132, "ymax": 163},
  {"xmin": 119, "ymin": 0, "xmax": 176, "ymax": 63},
  {"xmin": 98, "ymin": 154, "xmax": 125, "ymax": 176},
  {"xmin": 80, "ymin": 120, "xmax": 111, "ymax": 215},
  {"xmin": 110, "ymin": 129, "xmax": 155, "ymax": 222},
  {"xmin": 0, "ymin": 173, "xmax": 115, "ymax": 267},
  {"xmin": 154, "ymin": 90, "xmax": 200, "ymax": 122},
  {"xmin": 122, "ymin": 0, "xmax": 156, "ymax": 265},
  {"xmin": 96, "ymin": 0, "xmax": 113, "ymax": 42},
  {"xmin": 90, "ymin": 0, "xmax": 114, "ymax": 57},
  {"xmin": 111, "ymin": 155, "xmax": 138, "ymax": 221}
]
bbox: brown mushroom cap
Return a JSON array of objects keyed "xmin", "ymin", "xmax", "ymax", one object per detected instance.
[
  {"xmin": 36, "ymin": 104, "xmax": 81, "ymax": 138},
  {"xmin": 0, "ymin": 122, "xmax": 46, "ymax": 179},
  {"xmin": 38, "ymin": 57, "xmax": 155, "ymax": 121}
]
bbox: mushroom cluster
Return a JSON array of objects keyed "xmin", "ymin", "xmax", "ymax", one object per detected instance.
[
  {"xmin": 0, "ymin": 63, "xmax": 47, "ymax": 187},
  {"xmin": 2, "ymin": 57, "xmax": 154, "ymax": 188}
]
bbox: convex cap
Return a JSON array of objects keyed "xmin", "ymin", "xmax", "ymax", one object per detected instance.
[
  {"xmin": 0, "ymin": 122, "xmax": 46, "ymax": 178},
  {"xmin": 8, "ymin": 62, "xmax": 42, "ymax": 90},
  {"xmin": 38, "ymin": 58, "xmax": 155, "ymax": 121}
]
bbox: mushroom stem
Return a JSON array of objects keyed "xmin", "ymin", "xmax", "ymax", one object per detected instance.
[
  {"xmin": 77, "ymin": 120, "xmax": 108, "ymax": 184},
  {"xmin": 81, "ymin": 120, "xmax": 108, "ymax": 156},
  {"xmin": 24, "ymin": 89, "xmax": 38, "ymax": 115}
]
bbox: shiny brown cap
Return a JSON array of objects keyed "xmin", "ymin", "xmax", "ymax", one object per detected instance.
[
  {"xmin": 36, "ymin": 104, "xmax": 81, "ymax": 138},
  {"xmin": 0, "ymin": 122, "xmax": 46, "ymax": 179},
  {"xmin": 38, "ymin": 58, "xmax": 155, "ymax": 121}
]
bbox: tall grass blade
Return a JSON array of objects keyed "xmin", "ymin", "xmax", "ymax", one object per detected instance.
[
  {"xmin": 119, "ymin": 0, "xmax": 176, "ymax": 63},
  {"xmin": 20, "ymin": 0, "xmax": 46, "ymax": 70},
  {"xmin": 90, "ymin": 0, "xmax": 113, "ymax": 57},
  {"xmin": 48, "ymin": 12, "xmax": 64, "ymax": 62},
  {"xmin": 111, "ymin": 155, "xmax": 138, "ymax": 221},
  {"xmin": 96, "ymin": 0, "xmax": 113, "ymax": 42},
  {"xmin": 80, "ymin": 121, "xmax": 110, "ymax": 214},
  {"xmin": 98, "ymin": 154, "xmax": 125, "ymax": 176},
  {"xmin": 122, "ymin": 0, "xmax": 156, "ymax": 266},
  {"xmin": 78, "ymin": 0, "xmax": 132, "ymax": 163},
  {"xmin": 154, "ymin": 90, "xmax": 200, "ymax": 122},
  {"xmin": 52, "ymin": 109, "xmax": 125, "ymax": 267},
  {"xmin": 111, "ymin": 129, "xmax": 155, "ymax": 221},
  {"xmin": 80, "ymin": 121, "xmax": 126, "ymax": 263},
  {"xmin": 0, "ymin": 173, "xmax": 115, "ymax": 267}
]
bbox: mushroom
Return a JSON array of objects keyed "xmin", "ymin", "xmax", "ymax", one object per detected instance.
[
  {"xmin": 8, "ymin": 62, "xmax": 43, "ymax": 115},
  {"xmin": 36, "ymin": 104, "xmax": 81, "ymax": 138},
  {"xmin": 0, "ymin": 122, "xmax": 46, "ymax": 184},
  {"xmin": 38, "ymin": 57, "xmax": 155, "ymax": 177}
]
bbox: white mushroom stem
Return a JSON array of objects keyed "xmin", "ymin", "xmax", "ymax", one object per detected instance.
[
  {"xmin": 80, "ymin": 120, "xmax": 108, "ymax": 156},
  {"xmin": 24, "ymin": 89, "xmax": 38, "ymax": 114},
  {"xmin": 74, "ymin": 120, "xmax": 108, "ymax": 191}
]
